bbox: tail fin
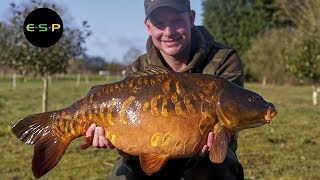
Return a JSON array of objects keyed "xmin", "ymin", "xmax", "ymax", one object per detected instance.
[{"xmin": 12, "ymin": 111, "xmax": 69, "ymax": 179}]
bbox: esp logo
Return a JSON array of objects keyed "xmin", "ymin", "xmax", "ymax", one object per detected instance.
[
  {"xmin": 23, "ymin": 8, "xmax": 63, "ymax": 47},
  {"xmin": 26, "ymin": 24, "xmax": 61, "ymax": 32}
]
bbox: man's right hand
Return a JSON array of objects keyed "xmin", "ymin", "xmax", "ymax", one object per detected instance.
[{"xmin": 86, "ymin": 124, "xmax": 115, "ymax": 149}]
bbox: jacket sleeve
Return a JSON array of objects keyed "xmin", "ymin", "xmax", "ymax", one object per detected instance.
[
  {"xmin": 215, "ymin": 52, "xmax": 244, "ymax": 88},
  {"xmin": 202, "ymin": 46, "xmax": 244, "ymax": 88}
]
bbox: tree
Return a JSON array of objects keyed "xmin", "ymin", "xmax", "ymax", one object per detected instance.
[
  {"xmin": 0, "ymin": 22, "xmax": 14, "ymax": 48},
  {"xmin": 67, "ymin": 57, "xmax": 90, "ymax": 86},
  {"xmin": 67, "ymin": 57, "xmax": 88, "ymax": 74},
  {"xmin": 0, "ymin": 22, "xmax": 17, "ymax": 89},
  {"xmin": 105, "ymin": 61, "xmax": 127, "ymax": 75},
  {"xmin": 84, "ymin": 55, "xmax": 107, "ymax": 72},
  {"xmin": 0, "ymin": 0, "xmax": 91, "ymax": 112},
  {"xmin": 244, "ymin": 28, "xmax": 293, "ymax": 86},
  {"xmin": 281, "ymin": 0, "xmax": 320, "ymax": 105},
  {"xmin": 202, "ymin": 0, "xmax": 279, "ymax": 56}
]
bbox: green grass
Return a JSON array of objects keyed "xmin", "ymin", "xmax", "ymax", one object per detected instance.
[
  {"xmin": 239, "ymin": 84, "xmax": 320, "ymax": 180},
  {"xmin": 0, "ymin": 77, "xmax": 319, "ymax": 179},
  {"xmin": 0, "ymin": 76, "xmax": 120, "ymax": 180}
]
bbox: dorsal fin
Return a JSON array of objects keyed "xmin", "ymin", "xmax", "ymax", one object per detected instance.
[
  {"xmin": 86, "ymin": 84, "xmax": 104, "ymax": 96},
  {"xmin": 126, "ymin": 65, "xmax": 172, "ymax": 78}
]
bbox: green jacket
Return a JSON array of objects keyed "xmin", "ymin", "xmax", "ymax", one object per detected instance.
[{"xmin": 125, "ymin": 26, "xmax": 244, "ymax": 88}]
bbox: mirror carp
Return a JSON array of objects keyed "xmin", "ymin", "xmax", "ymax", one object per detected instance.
[{"xmin": 12, "ymin": 66, "xmax": 277, "ymax": 178}]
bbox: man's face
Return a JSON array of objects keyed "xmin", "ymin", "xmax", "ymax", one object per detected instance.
[{"xmin": 145, "ymin": 7, "xmax": 195, "ymax": 57}]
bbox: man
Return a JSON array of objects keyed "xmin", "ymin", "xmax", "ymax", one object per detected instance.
[{"xmin": 86, "ymin": 0, "xmax": 244, "ymax": 179}]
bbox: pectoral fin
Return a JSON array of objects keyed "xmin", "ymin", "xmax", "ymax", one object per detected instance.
[
  {"xmin": 209, "ymin": 124, "xmax": 228, "ymax": 163},
  {"xmin": 139, "ymin": 152, "xmax": 169, "ymax": 175}
]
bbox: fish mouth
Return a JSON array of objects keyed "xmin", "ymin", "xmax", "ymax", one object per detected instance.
[{"xmin": 264, "ymin": 103, "xmax": 278, "ymax": 124}]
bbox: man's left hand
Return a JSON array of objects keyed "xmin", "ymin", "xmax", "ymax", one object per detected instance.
[{"xmin": 199, "ymin": 130, "xmax": 238, "ymax": 156}]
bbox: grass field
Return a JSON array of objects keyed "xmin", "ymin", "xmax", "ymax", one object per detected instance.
[{"xmin": 0, "ymin": 75, "xmax": 319, "ymax": 180}]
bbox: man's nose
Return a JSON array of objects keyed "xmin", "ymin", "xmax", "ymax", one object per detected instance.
[{"xmin": 163, "ymin": 25, "xmax": 174, "ymax": 36}]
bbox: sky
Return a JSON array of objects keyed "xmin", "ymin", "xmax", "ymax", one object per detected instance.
[{"xmin": 0, "ymin": 0, "xmax": 204, "ymax": 63}]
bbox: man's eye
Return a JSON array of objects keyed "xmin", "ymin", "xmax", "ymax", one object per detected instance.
[
  {"xmin": 174, "ymin": 19, "xmax": 183, "ymax": 23},
  {"xmin": 154, "ymin": 23, "xmax": 165, "ymax": 29}
]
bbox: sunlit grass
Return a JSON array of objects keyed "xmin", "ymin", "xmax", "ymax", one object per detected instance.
[
  {"xmin": 239, "ymin": 83, "xmax": 320, "ymax": 180},
  {"xmin": 0, "ymin": 75, "xmax": 122, "ymax": 180}
]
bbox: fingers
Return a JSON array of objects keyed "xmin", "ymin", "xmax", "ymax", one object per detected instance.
[
  {"xmin": 199, "ymin": 145, "xmax": 209, "ymax": 156},
  {"xmin": 98, "ymin": 127, "xmax": 107, "ymax": 147},
  {"xmin": 86, "ymin": 124, "xmax": 114, "ymax": 149},
  {"xmin": 97, "ymin": 128, "xmax": 115, "ymax": 149},
  {"xmin": 86, "ymin": 123, "xmax": 96, "ymax": 138},
  {"xmin": 206, "ymin": 132, "xmax": 214, "ymax": 151},
  {"xmin": 93, "ymin": 126, "xmax": 107, "ymax": 148},
  {"xmin": 199, "ymin": 132, "xmax": 214, "ymax": 156}
]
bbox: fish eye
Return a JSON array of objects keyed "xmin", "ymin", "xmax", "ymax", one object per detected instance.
[{"xmin": 248, "ymin": 96, "xmax": 254, "ymax": 103}]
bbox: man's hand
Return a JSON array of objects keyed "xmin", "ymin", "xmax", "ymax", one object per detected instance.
[
  {"xmin": 199, "ymin": 130, "xmax": 238, "ymax": 156},
  {"xmin": 86, "ymin": 124, "xmax": 115, "ymax": 149},
  {"xmin": 199, "ymin": 132, "xmax": 214, "ymax": 156}
]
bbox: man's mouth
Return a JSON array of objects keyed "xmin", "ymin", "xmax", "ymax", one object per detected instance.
[{"xmin": 162, "ymin": 36, "xmax": 182, "ymax": 43}]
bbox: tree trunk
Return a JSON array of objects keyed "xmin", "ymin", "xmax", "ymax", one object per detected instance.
[
  {"xmin": 48, "ymin": 75, "xmax": 52, "ymax": 86},
  {"xmin": 12, "ymin": 73, "xmax": 16, "ymax": 90},
  {"xmin": 42, "ymin": 76, "xmax": 48, "ymax": 112},
  {"xmin": 312, "ymin": 84, "xmax": 319, "ymax": 105},
  {"xmin": 261, "ymin": 76, "xmax": 267, "ymax": 87}
]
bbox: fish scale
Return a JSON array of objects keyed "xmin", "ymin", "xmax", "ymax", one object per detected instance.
[{"xmin": 11, "ymin": 66, "xmax": 277, "ymax": 178}]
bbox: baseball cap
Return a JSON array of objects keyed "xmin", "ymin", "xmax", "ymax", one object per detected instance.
[{"xmin": 144, "ymin": 0, "xmax": 190, "ymax": 19}]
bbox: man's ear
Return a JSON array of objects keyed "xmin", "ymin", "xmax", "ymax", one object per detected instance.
[
  {"xmin": 144, "ymin": 19, "xmax": 152, "ymax": 35},
  {"xmin": 189, "ymin": 10, "xmax": 196, "ymax": 25}
]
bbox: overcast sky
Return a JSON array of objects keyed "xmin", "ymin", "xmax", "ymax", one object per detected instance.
[{"xmin": 0, "ymin": 0, "xmax": 204, "ymax": 63}]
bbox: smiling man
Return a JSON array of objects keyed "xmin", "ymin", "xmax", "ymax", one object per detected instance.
[
  {"xmin": 144, "ymin": 5, "xmax": 194, "ymax": 72},
  {"xmin": 86, "ymin": 0, "xmax": 245, "ymax": 179}
]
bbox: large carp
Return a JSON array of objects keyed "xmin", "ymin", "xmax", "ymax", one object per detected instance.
[{"xmin": 12, "ymin": 66, "xmax": 277, "ymax": 178}]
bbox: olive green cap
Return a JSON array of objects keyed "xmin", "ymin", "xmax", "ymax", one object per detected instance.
[{"xmin": 144, "ymin": 0, "xmax": 190, "ymax": 19}]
